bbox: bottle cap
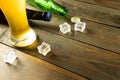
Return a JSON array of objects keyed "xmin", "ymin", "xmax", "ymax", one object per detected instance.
[
  {"xmin": 71, "ymin": 16, "xmax": 81, "ymax": 23},
  {"xmin": 44, "ymin": 12, "xmax": 52, "ymax": 21}
]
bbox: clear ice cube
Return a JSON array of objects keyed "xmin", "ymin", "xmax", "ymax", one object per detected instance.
[
  {"xmin": 3, "ymin": 50, "xmax": 17, "ymax": 64},
  {"xmin": 74, "ymin": 21, "xmax": 86, "ymax": 32},
  {"xmin": 59, "ymin": 22, "xmax": 71, "ymax": 34},
  {"xmin": 37, "ymin": 42, "xmax": 51, "ymax": 56}
]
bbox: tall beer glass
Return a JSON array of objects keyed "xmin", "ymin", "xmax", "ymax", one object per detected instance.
[{"xmin": 0, "ymin": 0, "xmax": 37, "ymax": 47}]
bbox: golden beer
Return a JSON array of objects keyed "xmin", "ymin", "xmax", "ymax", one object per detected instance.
[{"xmin": 0, "ymin": 0, "xmax": 37, "ymax": 47}]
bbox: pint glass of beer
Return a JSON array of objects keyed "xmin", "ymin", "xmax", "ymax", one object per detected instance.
[{"xmin": 0, "ymin": 0, "xmax": 37, "ymax": 47}]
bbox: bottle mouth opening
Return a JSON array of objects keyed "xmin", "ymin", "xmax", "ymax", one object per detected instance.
[
  {"xmin": 60, "ymin": 7, "xmax": 68, "ymax": 16},
  {"xmin": 44, "ymin": 12, "xmax": 52, "ymax": 21}
]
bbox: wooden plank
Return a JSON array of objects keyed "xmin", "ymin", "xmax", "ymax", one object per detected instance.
[
  {"xmin": 28, "ymin": 16, "xmax": 120, "ymax": 54},
  {"xmin": 0, "ymin": 43, "xmax": 87, "ymax": 80},
  {"xmin": 0, "ymin": 24, "xmax": 8, "ymax": 42},
  {"xmin": 1, "ymin": 2, "xmax": 119, "ymax": 53},
  {"xmin": 75, "ymin": 0, "xmax": 120, "ymax": 10},
  {"xmin": 55, "ymin": 0, "xmax": 120, "ymax": 28},
  {"xmin": 26, "ymin": 2, "xmax": 120, "ymax": 53},
  {"xmin": 0, "ymin": 25, "xmax": 120, "ymax": 80}
]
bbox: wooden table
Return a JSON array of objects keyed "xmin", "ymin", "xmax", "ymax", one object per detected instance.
[{"xmin": 0, "ymin": 0, "xmax": 120, "ymax": 80}]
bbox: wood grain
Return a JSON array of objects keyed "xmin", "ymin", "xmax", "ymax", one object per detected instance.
[
  {"xmin": 31, "ymin": 28, "xmax": 120, "ymax": 80},
  {"xmin": 76, "ymin": 0, "xmax": 120, "ymax": 10},
  {"xmin": 0, "ymin": 1, "xmax": 120, "ymax": 80},
  {"xmin": 0, "ymin": 43, "xmax": 87, "ymax": 80},
  {"xmin": 0, "ymin": 25, "xmax": 120, "ymax": 80},
  {"xmin": 55, "ymin": 0, "xmax": 120, "ymax": 28},
  {"xmin": 28, "ymin": 15, "xmax": 120, "ymax": 54},
  {"xmin": 26, "ymin": 1, "xmax": 120, "ymax": 53}
]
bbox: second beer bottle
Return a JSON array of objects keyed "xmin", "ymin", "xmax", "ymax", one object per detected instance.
[{"xmin": 0, "ymin": 9, "xmax": 52, "ymax": 24}]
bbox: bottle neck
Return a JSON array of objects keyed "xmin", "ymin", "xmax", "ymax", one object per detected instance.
[
  {"xmin": 26, "ymin": 9, "xmax": 52, "ymax": 21},
  {"xmin": 27, "ymin": 0, "xmax": 68, "ymax": 16},
  {"xmin": 50, "ymin": 1, "xmax": 68, "ymax": 15}
]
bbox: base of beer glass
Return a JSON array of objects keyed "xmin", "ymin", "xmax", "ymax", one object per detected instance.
[{"xmin": 10, "ymin": 29, "xmax": 37, "ymax": 47}]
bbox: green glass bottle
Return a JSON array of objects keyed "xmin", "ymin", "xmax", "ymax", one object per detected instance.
[{"xmin": 27, "ymin": 0, "xmax": 68, "ymax": 16}]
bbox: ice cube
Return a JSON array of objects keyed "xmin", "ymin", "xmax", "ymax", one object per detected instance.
[
  {"xmin": 3, "ymin": 50, "xmax": 17, "ymax": 64},
  {"xmin": 59, "ymin": 22, "xmax": 71, "ymax": 34},
  {"xmin": 74, "ymin": 21, "xmax": 86, "ymax": 32},
  {"xmin": 37, "ymin": 42, "xmax": 51, "ymax": 56}
]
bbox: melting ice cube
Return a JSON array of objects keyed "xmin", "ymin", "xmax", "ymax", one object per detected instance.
[
  {"xmin": 59, "ymin": 22, "xmax": 71, "ymax": 34},
  {"xmin": 3, "ymin": 50, "xmax": 17, "ymax": 64},
  {"xmin": 37, "ymin": 42, "xmax": 51, "ymax": 56},
  {"xmin": 74, "ymin": 21, "xmax": 86, "ymax": 32}
]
